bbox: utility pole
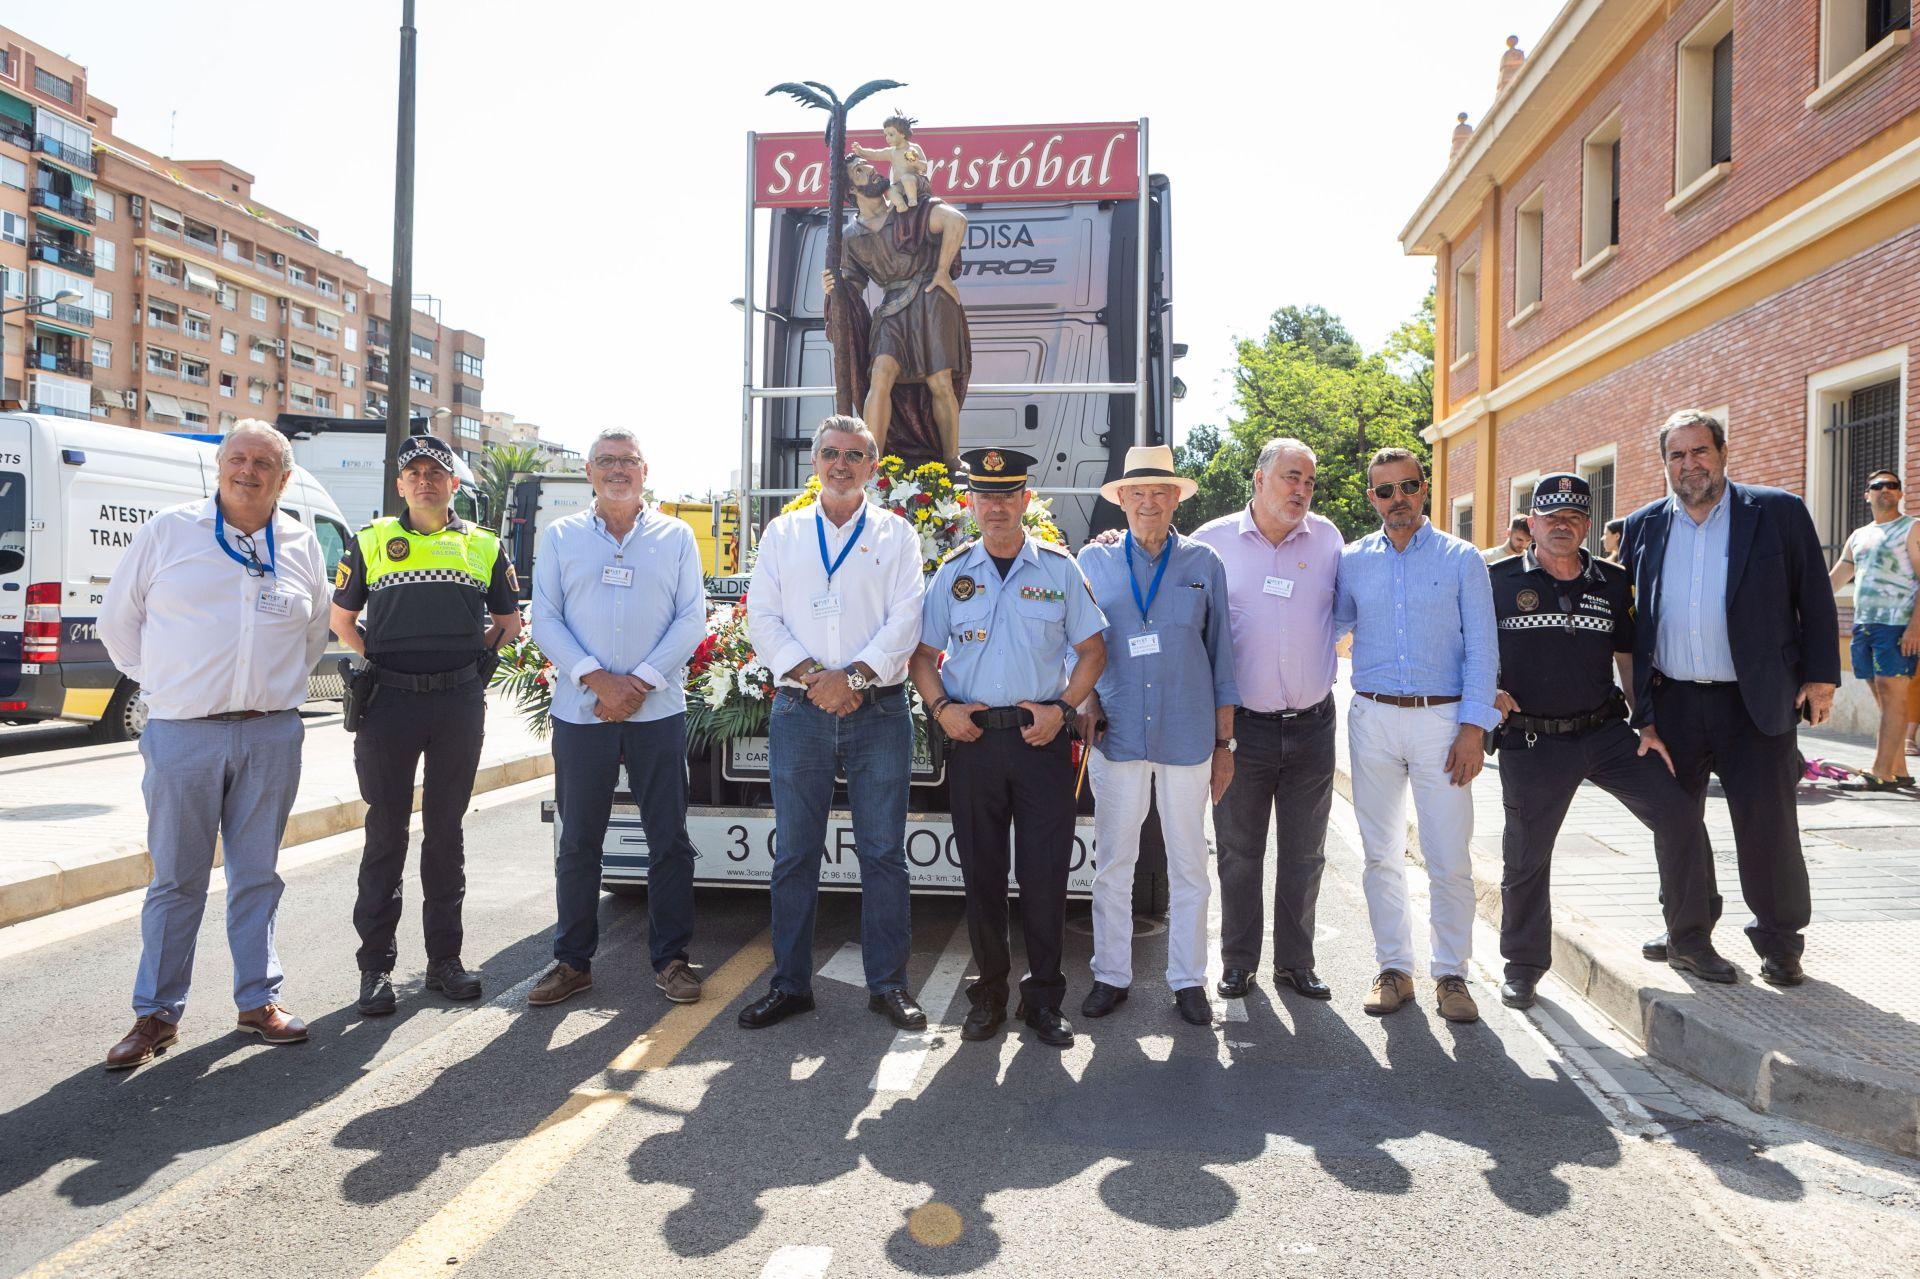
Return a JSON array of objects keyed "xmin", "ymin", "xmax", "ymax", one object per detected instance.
[{"xmin": 380, "ymin": 0, "xmax": 418, "ymax": 517}]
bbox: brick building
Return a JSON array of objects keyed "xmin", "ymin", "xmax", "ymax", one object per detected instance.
[
  {"xmin": 0, "ymin": 24, "xmax": 488, "ymax": 440},
  {"xmin": 1402, "ymin": 0, "xmax": 1917, "ymax": 720}
]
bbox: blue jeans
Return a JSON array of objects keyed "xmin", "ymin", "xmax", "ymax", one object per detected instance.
[
  {"xmin": 767, "ymin": 685, "xmax": 914, "ymax": 996},
  {"xmin": 551, "ymin": 713, "xmax": 698, "ymax": 974}
]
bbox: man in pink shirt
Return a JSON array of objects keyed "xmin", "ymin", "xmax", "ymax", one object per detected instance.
[{"xmin": 1192, "ymin": 438, "xmax": 1344, "ymax": 1002}]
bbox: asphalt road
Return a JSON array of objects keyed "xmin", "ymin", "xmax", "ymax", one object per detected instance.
[{"xmin": 2, "ymin": 781, "xmax": 1917, "ymax": 1279}]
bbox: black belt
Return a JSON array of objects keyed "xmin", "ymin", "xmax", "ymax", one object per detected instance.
[
  {"xmin": 373, "ymin": 662, "xmax": 480, "ymax": 692},
  {"xmin": 970, "ymin": 705, "xmax": 1034, "ymax": 731},
  {"xmin": 1652, "ymin": 669, "xmax": 1736, "ymax": 689},
  {"xmin": 199, "ymin": 709, "xmax": 276, "ymax": 722},
  {"xmin": 1504, "ymin": 694, "xmax": 1625, "ymax": 738},
  {"xmin": 1238, "ymin": 695, "xmax": 1333, "ymax": 720}
]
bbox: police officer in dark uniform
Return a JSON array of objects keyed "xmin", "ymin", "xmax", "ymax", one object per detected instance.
[
  {"xmin": 908, "ymin": 448, "xmax": 1107, "ymax": 1047},
  {"xmin": 330, "ymin": 435, "xmax": 523, "ymax": 1016},
  {"xmin": 1489, "ymin": 473, "xmax": 1733, "ymax": 1008}
]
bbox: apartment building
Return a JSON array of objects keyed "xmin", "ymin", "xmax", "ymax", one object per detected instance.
[
  {"xmin": 365, "ymin": 283, "xmax": 485, "ymax": 447},
  {"xmin": 1403, "ymin": 0, "xmax": 1917, "ymax": 578},
  {"xmin": 480, "ymin": 409, "xmax": 580, "ymax": 466},
  {"xmin": 0, "ymin": 24, "xmax": 484, "ymax": 438}
]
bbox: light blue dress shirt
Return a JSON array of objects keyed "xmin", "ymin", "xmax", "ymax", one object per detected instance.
[
  {"xmin": 1654, "ymin": 486, "xmax": 1737, "ymax": 682},
  {"xmin": 921, "ymin": 535, "xmax": 1106, "ymax": 706},
  {"xmin": 531, "ymin": 503, "xmax": 708, "ymax": 725},
  {"xmin": 1077, "ymin": 532, "xmax": 1238, "ymax": 765},
  {"xmin": 1333, "ymin": 519, "xmax": 1500, "ymax": 732}
]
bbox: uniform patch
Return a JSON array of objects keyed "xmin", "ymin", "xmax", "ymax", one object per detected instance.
[
  {"xmin": 506, "ymin": 564, "xmax": 520, "ymax": 592},
  {"xmin": 1516, "ymin": 589, "xmax": 1540, "ymax": 611},
  {"xmin": 1019, "ymin": 585, "xmax": 1065, "ymax": 602},
  {"xmin": 385, "ymin": 537, "xmax": 411, "ymax": 562},
  {"xmin": 952, "ymin": 575, "xmax": 976, "ymax": 601},
  {"xmin": 333, "ymin": 561, "xmax": 349, "ymax": 590}
]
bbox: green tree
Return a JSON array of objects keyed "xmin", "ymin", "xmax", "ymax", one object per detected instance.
[
  {"xmin": 475, "ymin": 442, "xmax": 550, "ymax": 531},
  {"xmin": 1175, "ymin": 294, "xmax": 1435, "ymax": 540}
]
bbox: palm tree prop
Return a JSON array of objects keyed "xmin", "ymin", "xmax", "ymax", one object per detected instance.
[{"xmin": 766, "ymin": 77, "xmax": 904, "ymax": 416}]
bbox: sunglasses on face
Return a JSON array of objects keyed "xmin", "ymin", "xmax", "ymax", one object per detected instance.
[
  {"xmin": 1869, "ymin": 480, "xmax": 1902, "ymax": 492},
  {"xmin": 816, "ymin": 446, "xmax": 871, "ymax": 463},
  {"xmin": 1371, "ymin": 478, "xmax": 1425, "ymax": 500}
]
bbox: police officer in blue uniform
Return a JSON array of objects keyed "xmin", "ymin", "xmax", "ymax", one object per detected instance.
[
  {"xmin": 909, "ymin": 448, "xmax": 1107, "ymax": 1047},
  {"xmin": 1489, "ymin": 473, "xmax": 1732, "ymax": 1008}
]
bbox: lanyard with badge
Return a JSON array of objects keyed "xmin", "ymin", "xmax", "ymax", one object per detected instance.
[
  {"xmin": 812, "ymin": 505, "xmax": 866, "ymax": 619},
  {"xmin": 1124, "ymin": 530, "xmax": 1169, "ymax": 657},
  {"xmin": 214, "ymin": 499, "xmax": 293, "ymax": 617}
]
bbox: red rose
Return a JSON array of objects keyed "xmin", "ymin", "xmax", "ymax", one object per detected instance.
[
  {"xmin": 916, "ymin": 493, "xmax": 932, "ymax": 506},
  {"xmin": 876, "ymin": 477, "xmax": 891, "ymax": 490}
]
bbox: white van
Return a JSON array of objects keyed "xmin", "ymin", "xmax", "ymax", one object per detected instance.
[{"xmin": 0, "ymin": 412, "xmax": 353, "ymax": 741}]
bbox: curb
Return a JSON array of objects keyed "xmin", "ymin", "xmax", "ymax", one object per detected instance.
[
  {"xmin": 1331, "ymin": 761, "xmax": 1920, "ymax": 1160},
  {"xmin": 0, "ymin": 749, "xmax": 554, "ymax": 932}
]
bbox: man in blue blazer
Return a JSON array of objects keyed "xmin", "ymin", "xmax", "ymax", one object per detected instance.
[{"xmin": 1619, "ymin": 410, "xmax": 1840, "ymax": 986}]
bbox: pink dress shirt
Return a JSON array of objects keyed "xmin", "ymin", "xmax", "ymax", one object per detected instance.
[{"xmin": 1192, "ymin": 505, "xmax": 1342, "ymax": 712}]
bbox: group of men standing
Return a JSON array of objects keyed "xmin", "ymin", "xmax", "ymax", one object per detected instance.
[{"xmin": 95, "ymin": 400, "xmax": 1850, "ymax": 1068}]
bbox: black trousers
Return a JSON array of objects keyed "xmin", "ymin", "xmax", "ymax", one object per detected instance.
[
  {"xmin": 1497, "ymin": 718, "xmax": 1715, "ymax": 979},
  {"xmin": 1652, "ymin": 679, "xmax": 1810, "ymax": 961},
  {"xmin": 1212, "ymin": 698, "xmax": 1336, "ymax": 971},
  {"xmin": 352, "ymin": 681, "xmax": 485, "ymax": 972},
  {"xmin": 947, "ymin": 726, "xmax": 1075, "ymax": 1009}
]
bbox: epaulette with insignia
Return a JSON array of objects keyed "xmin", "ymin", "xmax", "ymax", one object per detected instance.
[
  {"xmin": 1035, "ymin": 539, "xmax": 1072, "ymax": 556},
  {"xmin": 941, "ymin": 540, "xmax": 977, "ymax": 564}
]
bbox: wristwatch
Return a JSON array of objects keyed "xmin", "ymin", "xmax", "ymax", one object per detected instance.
[
  {"xmin": 1051, "ymin": 699, "xmax": 1079, "ymax": 732},
  {"xmin": 844, "ymin": 666, "xmax": 871, "ymax": 692},
  {"xmin": 1216, "ymin": 737, "xmax": 1236, "ymax": 753}
]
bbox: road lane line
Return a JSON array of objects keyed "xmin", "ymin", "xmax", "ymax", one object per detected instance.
[
  {"xmin": 360, "ymin": 931, "xmax": 773, "ymax": 1279},
  {"xmin": 870, "ymin": 916, "xmax": 971, "ymax": 1093}
]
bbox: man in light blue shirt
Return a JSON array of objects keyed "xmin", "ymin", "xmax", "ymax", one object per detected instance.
[
  {"xmin": 528, "ymin": 428, "xmax": 708, "ymax": 1009},
  {"xmin": 1333, "ymin": 447, "xmax": 1498, "ymax": 1024},
  {"xmin": 1653, "ymin": 482, "xmax": 1737, "ymax": 682}
]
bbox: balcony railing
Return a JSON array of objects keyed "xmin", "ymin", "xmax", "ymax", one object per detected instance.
[
  {"xmin": 29, "ymin": 351, "xmax": 92, "ymax": 380},
  {"xmin": 30, "ymin": 239, "xmax": 94, "ymax": 275},
  {"xmin": 0, "ymin": 120, "xmax": 31, "ymax": 151},
  {"xmin": 39, "ymin": 302, "xmax": 93, "ymax": 327},
  {"xmin": 146, "ymin": 361, "xmax": 178, "ymax": 378},
  {"xmin": 29, "ymin": 400, "xmax": 90, "ymax": 420},
  {"xmin": 184, "ymin": 324, "xmax": 212, "ymax": 343},
  {"xmin": 289, "ymin": 314, "xmax": 315, "ymax": 331},
  {"xmin": 146, "ymin": 314, "xmax": 180, "ymax": 332},
  {"xmin": 36, "ymin": 135, "xmax": 96, "ymax": 172},
  {"xmin": 184, "ymin": 227, "xmax": 218, "ymax": 250},
  {"xmin": 29, "ymin": 187, "xmax": 94, "ymax": 224},
  {"xmin": 182, "ymin": 368, "xmax": 210, "ymax": 386}
]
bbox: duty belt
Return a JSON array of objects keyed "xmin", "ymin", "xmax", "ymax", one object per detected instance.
[
  {"xmin": 970, "ymin": 705, "xmax": 1034, "ymax": 731},
  {"xmin": 373, "ymin": 662, "xmax": 481, "ymax": 693},
  {"xmin": 1503, "ymin": 694, "xmax": 1626, "ymax": 739}
]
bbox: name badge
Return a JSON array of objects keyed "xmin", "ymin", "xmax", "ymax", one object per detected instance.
[
  {"xmin": 811, "ymin": 592, "xmax": 843, "ymax": 619},
  {"xmin": 1128, "ymin": 632, "xmax": 1161, "ymax": 658},
  {"xmin": 602, "ymin": 565, "xmax": 634, "ymax": 588},
  {"xmin": 1263, "ymin": 576, "xmax": 1295, "ymax": 598},
  {"xmin": 256, "ymin": 590, "xmax": 293, "ymax": 617}
]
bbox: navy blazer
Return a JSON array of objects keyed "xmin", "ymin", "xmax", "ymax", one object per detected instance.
[{"xmin": 1619, "ymin": 482, "xmax": 1840, "ymax": 736}]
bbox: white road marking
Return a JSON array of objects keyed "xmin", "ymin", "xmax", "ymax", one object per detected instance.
[
  {"xmin": 815, "ymin": 941, "xmax": 870, "ymax": 988},
  {"xmin": 760, "ymin": 1245, "xmax": 833, "ymax": 1279},
  {"xmin": 870, "ymin": 916, "xmax": 971, "ymax": 1092},
  {"xmin": 1219, "ymin": 996, "xmax": 1249, "ymax": 1022}
]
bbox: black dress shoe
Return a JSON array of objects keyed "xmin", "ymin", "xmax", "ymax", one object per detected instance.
[
  {"xmin": 1173, "ymin": 986, "xmax": 1211, "ymax": 1025},
  {"xmin": 1080, "ymin": 981, "xmax": 1129, "ymax": 1018},
  {"xmin": 1274, "ymin": 967, "xmax": 1333, "ymax": 1001},
  {"xmin": 1499, "ymin": 975, "xmax": 1538, "ymax": 1009},
  {"xmin": 1216, "ymin": 967, "xmax": 1253, "ymax": 999},
  {"xmin": 960, "ymin": 1002, "xmax": 1006, "ymax": 1041},
  {"xmin": 1668, "ymin": 947, "xmax": 1737, "ymax": 984},
  {"xmin": 1759, "ymin": 956, "xmax": 1806, "ymax": 987},
  {"xmin": 358, "ymin": 971, "xmax": 396, "ymax": 1017},
  {"xmin": 1014, "ymin": 1000, "xmax": 1074, "ymax": 1048},
  {"xmin": 869, "ymin": 989, "xmax": 928, "ymax": 1030},
  {"xmin": 1642, "ymin": 931, "xmax": 1670, "ymax": 962},
  {"xmin": 737, "ymin": 989, "xmax": 815, "ymax": 1029},
  {"xmin": 425, "ymin": 957, "xmax": 482, "ymax": 1001}
]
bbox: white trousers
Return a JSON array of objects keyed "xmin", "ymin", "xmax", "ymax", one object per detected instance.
[
  {"xmin": 1346, "ymin": 695, "xmax": 1477, "ymax": 979},
  {"xmin": 1087, "ymin": 751, "xmax": 1214, "ymax": 990}
]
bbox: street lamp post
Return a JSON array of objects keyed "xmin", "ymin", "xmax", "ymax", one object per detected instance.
[
  {"xmin": 0, "ymin": 290, "xmax": 86, "ymax": 410},
  {"xmin": 380, "ymin": 0, "xmax": 419, "ymax": 517}
]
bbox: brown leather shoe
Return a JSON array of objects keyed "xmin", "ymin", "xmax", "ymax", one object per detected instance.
[
  {"xmin": 236, "ymin": 1003, "xmax": 308, "ymax": 1044},
  {"xmin": 1363, "ymin": 969, "xmax": 1415, "ymax": 1016},
  {"xmin": 529, "ymin": 962, "xmax": 593, "ymax": 1007},
  {"xmin": 105, "ymin": 1015, "xmax": 179, "ymax": 1071},
  {"xmin": 655, "ymin": 958, "xmax": 702, "ymax": 1005},
  {"xmin": 1435, "ymin": 975, "xmax": 1480, "ymax": 1023}
]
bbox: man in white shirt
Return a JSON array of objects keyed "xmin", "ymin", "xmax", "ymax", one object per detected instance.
[
  {"xmin": 97, "ymin": 421, "xmax": 332, "ymax": 1070},
  {"xmin": 738, "ymin": 416, "xmax": 928, "ymax": 1030}
]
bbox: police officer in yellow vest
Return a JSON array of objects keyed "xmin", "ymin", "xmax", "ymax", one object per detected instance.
[{"xmin": 330, "ymin": 435, "xmax": 522, "ymax": 1016}]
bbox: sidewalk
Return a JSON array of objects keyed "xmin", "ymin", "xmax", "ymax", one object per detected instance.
[
  {"xmin": 1329, "ymin": 662, "xmax": 1920, "ymax": 1157},
  {"xmin": 0, "ymin": 697, "xmax": 554, "ymax": 929}
]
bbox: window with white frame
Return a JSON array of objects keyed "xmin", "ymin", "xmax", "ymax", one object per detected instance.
[
  {"xmin": 219, "ymin": 372, "xmax": 236, "ymax": 398},
  {"xmin": 1508, "ymin": 471, "xmax": 1542, "ymax": 529},
  {"xmin": 90, "ymin": 287, "xmax": 110, "ymax": 319},
  {"xmin": 1575, "ymin": 446, "xmax": 1618, "ymax": 555},
  {"xmin": 1452, "ymin": 496, "xmax": 1475, "ymax": 542},
  {"xmin": 1452, "ymin": 254, "xmax": 1479, "ymax": 363},
  {"xmin": 342, "ymin": 363, "xmax": 357, "ymax": 388},
  {"xmin": 33, "ymin": 69, "xmax": 73, "ymax": 104},
  {"xmin": 250, "ymin": 292, "xmax": 267, "ymax": 321},
  {"xmin": 220, "ymin": 328, "xmax": 237, "ymax": 355},
  {"xmin": 93, "ymin": 190, "xmax": 113, "ymax": 221},
  {"xmin": 180, "ymin": 399, "xmax": 210, "ymax": 427},
  {"xmin": 456, "ymin": 352, "xmax": 483, "ymax": 378},
  {"xmin": 0, "ymin": 211, "xmax": 22, "ymax": 246},
  {"xmin": 218, "ymin": 283, "xmax": 237, "ymax": 311},
  {"xmin": 1581, "ymin": 111, "xmax": 1623, "ymax": 266},
  {"xmin": 249, "ymin": 342, "xmax": 265, "ymax": 365},
  {"xmin": 1816, "ymin": 0, "xmax": 1911, "ymax": 96},
  {"xmin": 1675, "ymin": 3, "xmax": 1734, "ymax": 195},
  {"xmin": 147, "ymin": 202, "xmax": 184, "ymax": 238},
  {"xmin": 0, "ymin": 155, "xmax": 23, "ymax": 190},
  {"xmin": 1513, "ymin": 187, "xmax": 1544, "ymax": 316},
  {"xmin": 344, "ymin": 326, "xmax": 357, "ymax": 352},
  {"xmin": 91, "ymin": 339, "xmax": 110, "ymax": 369},
  {"xmin": 1808, "ymin": 349, "xmax": 1908, "ymax": 562},
  {"xmin": 33, "ymin": 110, "xmax": 88, "ymax": 156},
  {"xmin": 344, "ymin": 290, "xmax": 358, "ymax": 314},
  {"xmin": 0, "ymin": 266, "xmax": 20, "ymax": 300},
  {"xmin": 455, "ymin": 415, "xmax": 482, "ymax": 439},
  {"xmin": 93, "ymin": 237, "xmax": 114, "ymax": 271}
]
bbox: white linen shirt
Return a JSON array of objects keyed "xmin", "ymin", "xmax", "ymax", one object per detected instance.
[
  {"xmin": 747, "ymin": 500, "xmax": 925, "ymax": 688},
  {"xmin": 98, "ymin": 496, "xmax": 332, "ymax": 720}
]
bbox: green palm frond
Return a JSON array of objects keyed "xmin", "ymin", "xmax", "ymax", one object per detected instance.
[
  {"xmin": 844, "ymin": 79, "xmax": 906, "ymax": 113},
  {"xmin": 766, "ymin": 82, "xmax": 834, "ymax": 112}
]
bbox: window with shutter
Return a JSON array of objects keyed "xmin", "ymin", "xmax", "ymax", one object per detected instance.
[
  {"xmin": 1608, "ymin": 140, "xmax": 1621, "ymax": 246},
  {"xmin": 1868, "ymin": 0, "xmax": 1912, "ymax": 48},
  {"xmin": 1709, "ymin": 33, "xmax": 1733, "ymax": 166}
]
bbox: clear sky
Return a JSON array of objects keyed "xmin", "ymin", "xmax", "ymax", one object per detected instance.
[{"xmin": 21, "ymin": 1, "xmax": 1552, "ymax": 495}]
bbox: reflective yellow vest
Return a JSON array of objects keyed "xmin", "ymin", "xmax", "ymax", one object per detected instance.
[{"xmin": 354, "ymin": 514, "xmax": 500, "ymax": 656}]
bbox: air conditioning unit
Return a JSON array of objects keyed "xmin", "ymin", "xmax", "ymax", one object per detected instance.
[
  {"xmin": 271, "ymin": 252, "xmax": 285, "ymax": 267},
  {"xmin": 272, "ymin": 338, "xmax": 285, "ymax": 355},
  {"xmin": 274, "ymin": 380, "xmax": 284, "ymax": 392},
  {"xmin": 122, "ymin": 389, "xmax": 137, "ymax": 410},
  {"xmin": 219, "ymin": 230, "xmax": 230, "ymax": 242}
]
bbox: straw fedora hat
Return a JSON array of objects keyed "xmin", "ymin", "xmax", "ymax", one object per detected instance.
[{"xmin": 1099, "ymin": 444, "xmax": 1199, "ymax": 505}]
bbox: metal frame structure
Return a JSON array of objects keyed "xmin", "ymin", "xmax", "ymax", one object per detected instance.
[{"xmin": 737, "ymin": 119, "xmax": 1152, "ymax": 539}]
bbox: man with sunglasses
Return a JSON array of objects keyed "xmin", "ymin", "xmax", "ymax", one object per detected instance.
[
  {"xmin": 738, "ymin": 416, "xmax": 928, "ymax": 1031},
  {"xmin": 1829, "ymin": 470, "xmax": 1920, "ymax": 787},
  {"xmin": 331, "ymin": 434, "xmax": 522, "ymax": 1016},
  {"xmin": 98, "ymin": 421, "xmax": 333, "ymax": 1069},
  {"xmin": 1334, "ymin": 447, "xmax": 1498, "ymax": 1023},
  {"xmin": 1488, "ymin": 474, "xmax": 1731, "ymax": 1010}
]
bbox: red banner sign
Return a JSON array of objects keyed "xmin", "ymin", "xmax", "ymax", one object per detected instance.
[{"xmin": 753, "ymin": 121, "xmax": 1140, "ymax": 209}]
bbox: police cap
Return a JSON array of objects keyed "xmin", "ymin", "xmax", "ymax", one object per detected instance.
[
  {"xmin": 397, "ymin": 434, "xmax": 459, "ymax": 474},
  {"xmin": 1531, "ymin": 472, "xmax": 1591, "ymax": 516},
  {"xmin": 959, "ymin": 447, "xmax": 1036, "ymax": 493}
]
